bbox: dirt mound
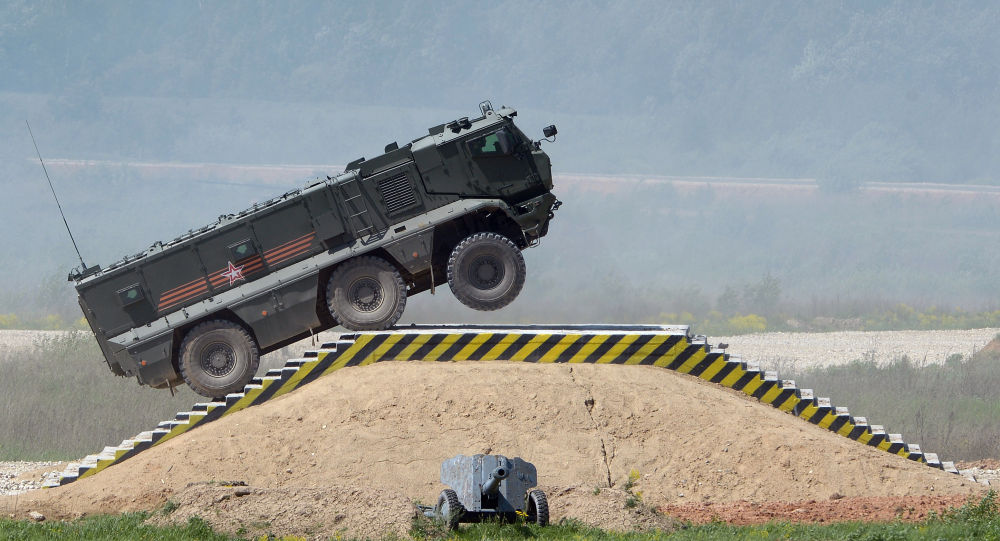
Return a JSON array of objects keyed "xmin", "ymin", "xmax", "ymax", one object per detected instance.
[
  {"xmin": 662, "ymin": 494, "xmax": 977, "ymax": 524},
  {"xmin": 979, "ymin": 337, "xmax": 1000, "ymax": 357},
  {"xmin": 146, "ymin": 483, "xmax": 417, "ymax": 539},
  {"xmin": 3, "ymin": 362, "xmax": 983, "ymax": 535},
  {"xmin": 543, "ymin": 485, "xmax": 680, "ymax": 532},
  {"xmin": 145, "ymin": 483, "xmax": 677, "ymax": 539}
]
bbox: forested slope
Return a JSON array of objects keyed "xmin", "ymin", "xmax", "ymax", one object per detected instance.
[{"xmin": 2, "ymin": 1, "xmax": 997, "ymax": 181}]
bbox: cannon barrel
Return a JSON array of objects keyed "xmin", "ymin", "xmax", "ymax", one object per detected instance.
[{"xmin": 481, "ymin": 464, "xmax": 510, "ymax": 495}]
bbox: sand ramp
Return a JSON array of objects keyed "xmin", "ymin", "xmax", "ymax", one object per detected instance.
[{"xmin": 5, "ymin": 361, "xmax": 980, "ymax": 536}]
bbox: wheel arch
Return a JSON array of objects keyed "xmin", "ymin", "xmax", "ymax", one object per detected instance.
[
  {"xmin": 317, "ymin": 248, "xmax": 409, "ymax": 297},
  {"xmin": 322, "ymin": 252, "xmax": 408, "ymax": 331},
  {"xmin": 169, "ymin": 309, "xmax": 258, "ymax": 382},
  {"xmin": 445, "ymin": 231, "xmax": 526, "ymax": 311},
  {"xmin": 431, "ymin": 208, "xmax": 526, "ymax": 267}
]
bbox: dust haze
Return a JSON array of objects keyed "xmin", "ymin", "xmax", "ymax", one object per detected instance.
[{"xmin": 1, "ymin": 2, "xmax": 998, "ymax": 324}]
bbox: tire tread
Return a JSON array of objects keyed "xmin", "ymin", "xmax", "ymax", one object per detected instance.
[
  {"xmin": 446, "ymin": 232, "xmax": 525, "ymax": 311},
  {"xmin": 527, "ymin": 489, "xmax": 549, "ymax": 526},
  {"xmin": 326, "ymin": 255, "xmax": 406, "ymax": 331},
  {"xmin": 178, "ymin": 319, "xmax": 260, "ymax": 399}
]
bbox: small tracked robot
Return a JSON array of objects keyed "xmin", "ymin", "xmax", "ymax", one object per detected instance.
[{"xmin": 424, "ymin": 454, "xmax": 548, "ymax": 529}]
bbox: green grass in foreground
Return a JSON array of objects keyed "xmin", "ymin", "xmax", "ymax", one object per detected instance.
[
  {"xmin": 0, "ymin": 513, "xmax": 232, "ymax": 541},
  {"xmin": 2, "ymin": 492, "xmax": 999, "ymax": 541}
]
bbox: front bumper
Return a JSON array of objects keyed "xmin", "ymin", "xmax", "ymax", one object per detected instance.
[{"xmin": 514, "ymin": 192, "xmax": 560, "ymax": 244}]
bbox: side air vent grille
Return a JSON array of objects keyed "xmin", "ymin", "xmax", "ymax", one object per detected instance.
[{"xmin": 378, "ymin": 173, "xmax": 418, "ymax": 216}]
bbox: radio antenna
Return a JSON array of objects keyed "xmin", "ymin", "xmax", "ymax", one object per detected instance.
[{"xmin": 26, "ymin": 120, "xmax": 88, "ymax": 271}]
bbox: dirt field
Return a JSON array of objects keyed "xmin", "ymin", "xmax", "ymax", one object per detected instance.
[
  {"xmin": 716, "ymin": 328, "xmax": 1000, "ymax": 371},
  {"xmin": 1, "ymin": 361, "xmax": 986, "ymax": 538}
]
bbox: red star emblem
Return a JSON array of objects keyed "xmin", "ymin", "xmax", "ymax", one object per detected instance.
[{"xmin": 220, "ymin": 261, "xmax": 245, "ymax": 286}]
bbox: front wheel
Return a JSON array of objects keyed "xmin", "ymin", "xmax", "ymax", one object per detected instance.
[
  {"xmin": 436, "ymin": 488, "xmax": 464, "ymax": 530},
  {"xmin": 326, "ymin": 256, "xmax": 407, "ymax": 331},
  {"xmin": 447, "ymin": 232, "xmax": 526, "ymax": 311},
  {"xmin": 178, "ymin": 320, "xmax": 260, "ymax": 399}
]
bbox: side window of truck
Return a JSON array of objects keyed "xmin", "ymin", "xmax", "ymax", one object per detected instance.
[{"xmin": 468, "ymin": 128, "xmax": 515, "ymax": 157}]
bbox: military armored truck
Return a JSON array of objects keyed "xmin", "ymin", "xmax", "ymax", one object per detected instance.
[{"xmin": 72, "ymin": 101, "xmax": 559, "ymax": 398}]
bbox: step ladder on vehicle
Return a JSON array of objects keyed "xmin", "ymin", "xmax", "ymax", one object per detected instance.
[{"xmin": 339, "ymin": 177, "xmax": 375, "ymax": 238}]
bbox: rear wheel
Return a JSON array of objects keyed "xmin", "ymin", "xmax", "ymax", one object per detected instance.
[
  {"xmin": 447, "ymin": 232, "xmax": 525, "ymax": 311},
  {"xmin": 178, "ymin": 320, "xmax": 260, "ymax": 399},
  {"xmin": 326, "ymin": 256, "xmax": 406, "ymax": 330},
  {"xmin": 526, "ymin": 489, "xmax": 548, "ymax": 526}
]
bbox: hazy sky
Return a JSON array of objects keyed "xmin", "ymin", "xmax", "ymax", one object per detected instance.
[{"xmin": 2, "ymin": 1, "xmax": 998, "ymax": 317}]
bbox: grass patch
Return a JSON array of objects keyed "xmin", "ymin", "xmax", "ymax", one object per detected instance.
[
  {"xmin": 428, "ymin": 495, "xmax": 1000, "ymax": 541},
  {"xmin": 0, "ymin": 332, "xmax": 204, "ymax": 461},
  {"xmin": 2, "ymin": 493, "xmax": 999, "ymax": 539},
  {"xmin": 0, "ymin": 331, "xmax": 291, "ymax": 461},
  {"xmin": 623, "ymin": 468, "xmax": 643, "ymax": 509},
  {"xmin": 0, "ymin": 512, "xmax": 235, "ymax": 540},
  {"xmin": 787, "ymin": 342, "xmax": 1000, "ymax": 460}
]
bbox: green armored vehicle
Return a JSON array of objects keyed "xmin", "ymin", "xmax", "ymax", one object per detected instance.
[{"xmin": 72, "ymin": 101, "xmax": 559, "ymax": 398}]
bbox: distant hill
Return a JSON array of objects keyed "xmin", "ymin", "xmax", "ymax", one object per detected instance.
[{"xmin": 1, "ymin": 2, "xmax": 998, "ymax": 181}]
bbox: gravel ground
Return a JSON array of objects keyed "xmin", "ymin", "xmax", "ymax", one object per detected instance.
[
  {"xmin": 960, "ymin": 467, "xmax": 1000, "ymax": 487},
  {"xmin": 715, "ymin": 328, "xmax": 1000, "ymax": 372},
  {"xmin": 0, "ymin": 462, "xmax": 62, "ymax": 496},
  {"xmin": 0, "ymin": 330, "xmax": 72, "ymax": 357}
]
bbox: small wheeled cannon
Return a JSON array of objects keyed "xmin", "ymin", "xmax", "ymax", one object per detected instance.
[{"xmin": 425, "ymin": 454, "xmax": 548, "ymax": 529}]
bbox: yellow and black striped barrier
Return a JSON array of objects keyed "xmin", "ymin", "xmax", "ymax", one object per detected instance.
[{"xmin": 43, "ymin": 325, "xmax": 955, "ymax": 488}]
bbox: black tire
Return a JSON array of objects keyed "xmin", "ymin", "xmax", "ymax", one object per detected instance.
[
  {"xmin": 326, "ymin": 256, "xmax": 406, "ymax": 331},
  {"xmin": 178, "ymin": 320, "xmax": 260, "ymax": 399},
  {"xmin": 436, "ymin": 488, "xmax": 464, "ymax": 530},
  {"xmin": 526, "ymin": 489, "xmax": 548, "ymax": 526},
  {"xmin": 447, "ymin": 232, "xmax": 526, "ymax": 311}
]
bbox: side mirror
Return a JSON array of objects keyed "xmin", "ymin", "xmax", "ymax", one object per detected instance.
[{"xmin": 542, "ymin": 125, "xmax": 557, "ymax": 138}]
